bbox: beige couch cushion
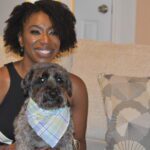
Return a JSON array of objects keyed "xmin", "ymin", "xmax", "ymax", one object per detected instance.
[{"xmin": 71, "ymin": 39, "xmax": 150, "ymax": 141}]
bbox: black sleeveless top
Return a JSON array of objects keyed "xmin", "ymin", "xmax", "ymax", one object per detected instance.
[{"xmin": 0, "ymin": 63, "xmax": 25, "ymax": 145}]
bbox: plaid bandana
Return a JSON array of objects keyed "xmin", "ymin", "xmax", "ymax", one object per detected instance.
[{"xmin": 26, "ymin": 98, "xmax": 70, "ymax": 148}]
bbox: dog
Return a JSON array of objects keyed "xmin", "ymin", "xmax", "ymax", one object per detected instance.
[{"xmin": 14, "ymin": 63, "xmax": 75, "ymax": 150}]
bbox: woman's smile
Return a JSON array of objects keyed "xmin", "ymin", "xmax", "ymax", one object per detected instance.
[
  {"xmin": 31, "ymin": 39, "xmax": 59, "ymax": 58},
  {"xmin": 34, "ymin": 49, "xmax": 58, "ymax": 57}
]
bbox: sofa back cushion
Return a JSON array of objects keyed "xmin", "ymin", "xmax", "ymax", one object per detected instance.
[{"xmin": 71, "ymin": 39, "xmax": 150, "ymax": 141}]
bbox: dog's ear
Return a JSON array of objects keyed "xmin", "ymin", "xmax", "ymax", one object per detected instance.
[
  {"xmin": 21, "ymin": 70, "xmax": 34, "ymax": 97},
  {"xmin": 66, "ymin": 79, "xmax": 72, "ymax": 97}
]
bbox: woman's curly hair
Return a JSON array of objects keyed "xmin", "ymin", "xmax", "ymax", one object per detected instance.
[{"xmin": 3, "ymin": 0, "xmax": 77, "ymax": 56}]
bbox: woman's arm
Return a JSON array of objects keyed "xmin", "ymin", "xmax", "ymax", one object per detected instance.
[
  {"xmin": 0, "ymin": 67, "xmax": 10, "ymax": 105},
  {"xmin": 70, "ymin": 74, "xmax": 88, "ymax": 150},
  {"xmin": 0, "ymin": 68, "xmax": 13, "ymax": 150},
  {"xmin": 0, "ymin": 144, "xmax": 15, "ymax": 150},
  {"xmin": 0, "ymin": 144, "xmax": 51, "ymax": 150},
  {"xmin": 0, "ymin": 68, "xmax": 11, "ymax": 150}
]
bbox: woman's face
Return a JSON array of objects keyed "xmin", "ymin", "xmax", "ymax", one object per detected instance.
[{"xmin": 19, "ymin": 11, "xmax": 60, "ymax": 64}]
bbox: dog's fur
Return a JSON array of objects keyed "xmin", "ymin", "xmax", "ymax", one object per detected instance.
[{"xmin": 14, "ymin": 63, "xmax": 74, "ymax": 150}]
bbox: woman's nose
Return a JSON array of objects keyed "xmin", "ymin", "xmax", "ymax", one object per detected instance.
[{"xmin": 40, "ymin": 33, "xmax": 49, "ymax": 44}]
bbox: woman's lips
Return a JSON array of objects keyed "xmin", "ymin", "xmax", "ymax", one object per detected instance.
[
  {"xmin": 37, "ymin": 50, "xmax": 51, "ymax": 54},
  {"xmin": 35, "ymin": 49, "xmax": 54, "ymax": 56}
]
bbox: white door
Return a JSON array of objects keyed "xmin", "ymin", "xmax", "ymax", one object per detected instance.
[{"xmin": 75, "ymin": 0, "xmax": 112, "ymax": 41}]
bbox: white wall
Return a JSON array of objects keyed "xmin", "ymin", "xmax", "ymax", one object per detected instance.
[{"xmin": 0, "ymin": 0, "xmax": 24, "ymax": 36}]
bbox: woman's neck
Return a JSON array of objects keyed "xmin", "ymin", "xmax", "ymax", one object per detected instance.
[{"xmin": 14, "ymin": 59, "xmax": 35, "ymax": 78}]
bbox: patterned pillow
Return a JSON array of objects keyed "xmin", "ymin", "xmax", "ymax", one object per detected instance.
[{"xmin": 98, "ymin": 74, "xmax": 150, "ymax": 150}]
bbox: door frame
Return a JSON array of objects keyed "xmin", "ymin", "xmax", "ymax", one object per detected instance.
[
  {"xmin": 73, "ymin": 0, "xmax": 137, "ymax": 43},
  {"xmin": 112, "ymin": 0, "xmax": 137, "ymax": 43}
]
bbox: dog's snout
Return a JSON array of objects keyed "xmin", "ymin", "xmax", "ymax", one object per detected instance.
[{"xmin": 49, "ymin": 88, "xmax": 59, "ymax": 98}]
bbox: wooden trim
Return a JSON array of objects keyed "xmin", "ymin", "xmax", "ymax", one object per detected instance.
[
  {"xmin": 135, "ymin": 0, "xmax": 150, "ymax": 45},
  {"xmin": 70, "ymin": 0, "xmax": 75, "ymax": 13}
]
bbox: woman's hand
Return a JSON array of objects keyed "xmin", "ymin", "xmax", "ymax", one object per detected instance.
[
  {"xmin": 0, "ymin": 144, "xmax": 15, "ymax": 150},
  {"xmin": 0, "ymin": 145, "xmax": 9, "ymax": 150},
  {"xmin": 0, "ymin": 145, "xmax": 51, "ymax": 150}
]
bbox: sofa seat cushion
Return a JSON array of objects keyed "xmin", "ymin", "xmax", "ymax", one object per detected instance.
[{"xmin": 86, "ymin": 138, "xmax": 106, "ymax": 150}]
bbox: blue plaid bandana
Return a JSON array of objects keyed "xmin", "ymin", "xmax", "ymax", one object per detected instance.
[{"xmin": 26, "ymin": 98, "xmax": 70, "ymax": 148}]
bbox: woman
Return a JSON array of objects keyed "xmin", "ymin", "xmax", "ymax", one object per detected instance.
[{"xmin": 0, "ymin": 0, "xmax": 88, "ymax": 150}]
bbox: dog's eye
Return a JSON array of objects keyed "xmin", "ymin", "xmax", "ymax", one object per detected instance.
[
  {"xmin": 40, "ymin": 77, "xmax": 47, "ymax": 83},
  {"xmin": 56, "ymin": 77, "xmax": 63, "ymax": 83},
  {"xmin": 38, "ymin": 74, "xmax": 48, "ymax": 84},
  {"xmin": 55, "ymin": 74, "xmax": 63, "ymax": 84},
  {"xmin": 36, "ymin": 77, "xmax": 47, "ymax": 84}
]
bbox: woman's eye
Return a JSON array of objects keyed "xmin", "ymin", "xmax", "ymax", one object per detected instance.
[
  {"xmin": 48, "ymin": 28, "xmax": 57, "ymax": 35},
  {"xmin": 30, "ymin": 30, "xmax": 40, "ymax": 35}
]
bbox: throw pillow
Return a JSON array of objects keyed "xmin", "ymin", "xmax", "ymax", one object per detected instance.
[{"xmin": 98, "ymin": 74, "xmax": 150, "ymax": 150}]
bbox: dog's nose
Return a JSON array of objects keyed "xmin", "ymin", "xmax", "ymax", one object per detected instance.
[{"xmin": 49, "ymin": 88, "xmax": 59, "ymax": 98}]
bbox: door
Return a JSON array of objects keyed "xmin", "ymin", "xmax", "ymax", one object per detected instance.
[{"xmin": 75, "ymin": 0, "xmax": 112, "ymax": 41}]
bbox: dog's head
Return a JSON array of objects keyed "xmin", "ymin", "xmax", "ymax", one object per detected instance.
[{"xmin": 21, "ymin": 63, "xmax": 72, "ymax": 109}]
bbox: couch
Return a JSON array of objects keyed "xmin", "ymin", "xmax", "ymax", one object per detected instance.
[{"xmin": 1, "ymin": 37, "xmax": 150, "ymax": 150}]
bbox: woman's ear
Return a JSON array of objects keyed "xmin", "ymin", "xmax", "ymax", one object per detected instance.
[{"xmin": 18, "ymin": 32, "xmax": 23, "ymax": 47}]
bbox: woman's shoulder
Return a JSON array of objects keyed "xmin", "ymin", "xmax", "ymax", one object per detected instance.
[
  {"xmin": 0, "ymin": 65, "xmax": 10, "ymax": 104},
  {"xmin": 0, "ymin": 65, "xmax": 9, "ymax": 80},
  {"xmin": 70, "ymin": 73, "xmax": 87, "ymax": 89},
  {"xmin": 69, "ymin": 73, "xmax": 88, "ymax": 105}
]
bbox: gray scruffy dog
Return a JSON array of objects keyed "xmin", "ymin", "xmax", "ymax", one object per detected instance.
[{"xmin": 14, "ymin": 63, "xmax": 75, "ymax": 150}]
